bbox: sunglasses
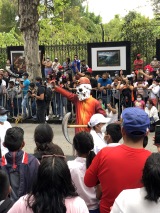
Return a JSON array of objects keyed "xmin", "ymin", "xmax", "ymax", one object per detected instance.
[{"xmin": 41, "ymin": 154, "xmax": 66, "ymax": 160}]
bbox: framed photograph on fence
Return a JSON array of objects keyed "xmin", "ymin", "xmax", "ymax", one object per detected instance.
[
  {"xmin": 87, "ymin": 41, "xmax": 131, "ymax": 74},
  {"xmin": 10, "ymin": 51, "xmax": 25, "ymax": 71},
  {"xmin": 7, "ymin": 46, "xmax": 45, "ymax": 75},
  {"xmin": 97, "ymin": 50, "xmax": 120, "ymax": 67}
]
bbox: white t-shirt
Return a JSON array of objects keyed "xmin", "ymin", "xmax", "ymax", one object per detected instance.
[
  {"xmin": 111, "ymin": 187, "xmax": 160, "ymax": 213},
  {"xmin": 111, "ymin": 82, "xmax": 120, "ymax": 99},
  {"xmin": 0, "ymin": 121, "xmax": 12, "ymax": 156},
  {"xmin": 145, "ymin": 106, "xmax": 159, "ymax": 122},
  {"xmin": 2, "ymin": 79, "xmax": 6, "ymax": 87},
  {"xmin": 148, "ymin": 85, "xmax": 160, "ymax": 99},
  {"xmin": 90, "ymin": 129, "xmax": 107, "ymax": 154},
  {"xmin": 108, "ymin": 143, "xmax": 121, "ymax": 147},
  {"xmin": 106, "ymin": 110, "xmax": 118, "ymax": 123},
  {"xmin": 68, "ymin": 157, "xmax": 99, "ymax": 210},
  {"xmin": 134, "ymin": 81, "xmax": 148, "ymax": 97}
]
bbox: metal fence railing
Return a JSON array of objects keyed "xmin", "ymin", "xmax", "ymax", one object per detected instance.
[{"xmin": 0, "ymin": 39, "xmax": 158, "ymax": 71}]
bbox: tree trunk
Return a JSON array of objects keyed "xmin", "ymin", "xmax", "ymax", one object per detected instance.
[{"xmin": 18, "ymin": 0, "xmax": 41, "ymax": 80}]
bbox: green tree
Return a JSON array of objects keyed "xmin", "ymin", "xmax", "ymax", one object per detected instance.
[
  {"xmin": 121, "ymin": 11, "xmax": 156, "ymax": 65},
  {"xmin": 151, "ymin": 0, "xmax": 160, "ymax": 14},
  {"xmin": 104, "ymin": 15, "xmax": 123, "ymax": 41},
  {"xmin": 19, "ymin": 0, "xmax": 41, "ymax": 79},
  {"xmin": 0, "ymin": 0, "xmax": 18, "ymax": 32}
]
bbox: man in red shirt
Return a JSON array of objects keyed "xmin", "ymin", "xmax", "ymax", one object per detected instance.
[
  {"xmin": 84, "ymin": 107, "xmax": 151, "ymax": 213},
  {"xmin": 133, "ymin": 53, "xmax": 144, "ymax": 71}
]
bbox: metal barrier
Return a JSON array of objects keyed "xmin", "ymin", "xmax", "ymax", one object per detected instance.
[
  {"xmin": 0, "ymin": 88, "xmax": 121, "ymax": 120},
  {"xmin": 2, "ymin": 87, "xmax": 157, "ymax": 122}
]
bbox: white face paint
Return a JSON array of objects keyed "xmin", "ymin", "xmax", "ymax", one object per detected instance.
[{"xmin": 76, "ymin": 84, "xmax": 92, "ymax": 101}]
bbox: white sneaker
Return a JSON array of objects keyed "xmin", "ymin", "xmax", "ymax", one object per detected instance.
[
  {"xmin": 52, "ymin": 114, "xmax": 56, "ymax": 118},
  {"xmin": 46, "ymin": 116, "xmax": 49, "ymax": 121},
  {"xmin": 59, "ymin": 116, "xmax": 62, "ymax": 121},
  {"xmin": 57, "ymin": 115, "xmax": 60, "ymax": 118}
]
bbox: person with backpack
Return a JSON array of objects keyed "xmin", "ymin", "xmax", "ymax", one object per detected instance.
[
  {"xmin": 8, "ymin": 155, "xmax": 88, "ymax": 213},
  {"xmin": 0, "ymin": 127, "xmax": 39, "ymax": 202},
  {"xmin": 31, "ymin": 77, "xmax": 46, "ymax": 123}
]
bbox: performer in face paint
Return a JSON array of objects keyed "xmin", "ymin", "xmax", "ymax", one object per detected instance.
[{"xmin": 51, "ymin": 77, "xmax": 106, "ymax": 133}]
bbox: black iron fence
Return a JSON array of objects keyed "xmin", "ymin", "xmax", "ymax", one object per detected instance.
[{"xmin": 0, "ymin": 39, "xmax": 157, "ymax": 71}]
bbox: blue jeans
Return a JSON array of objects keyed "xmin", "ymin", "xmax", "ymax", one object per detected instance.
[
  {"xmin": 17, "ymin": 98, "xmax": 22, "ymax": 115},
  {"xmin": 61, "ymin": 96, "xmax": 67, "ymax": 115},
  {"xmin": 22, "ymin": 94, "xmax": 28, "ymax": 116},
  {"xmin": 28, "ymin": 98, "xmax": 36, "ymax": 117},
  {"xmin": 53, "ymin": 92, "xmax": 62, "ymax": 116},
  {"xmin": 102, "ymin": 95, "xmax": 111, "ymax": 108}
]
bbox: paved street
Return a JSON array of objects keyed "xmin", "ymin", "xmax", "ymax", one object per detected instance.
[{"xmin": 11, "ymin": 123, "xmax": 158, "ymax": 156}]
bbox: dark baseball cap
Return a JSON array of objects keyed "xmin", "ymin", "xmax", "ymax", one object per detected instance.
[
  {"xmin": 0, "ymin": 106, "xmax": 9, "ymax": 115},
  {"xmin": 122, "ymin": 107, "xmax": 150, "ymax": 135}
]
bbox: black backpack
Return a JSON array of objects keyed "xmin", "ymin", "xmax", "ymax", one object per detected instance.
[{"xmin": 44, "ymin": 86, "xmax": 52, "ymax": 102}]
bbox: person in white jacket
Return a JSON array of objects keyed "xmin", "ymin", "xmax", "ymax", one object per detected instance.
[
  {"xmin": 145, "ymin": 99, "xmax": 160, "ymax": 132},
  {"xmin": 110, "ymin": 153, "xmax": 160, "ymax": 213},
  {"xmin": 0, "ymin": 106, "xmax": 12, "ymax": 157},
  {"xmin": 148, "ymin": 79, "xmax": 160, "ymax": 106},
  {"xmin": 88, "ymin": 114, "xmax": 111, "ymax": 154}
]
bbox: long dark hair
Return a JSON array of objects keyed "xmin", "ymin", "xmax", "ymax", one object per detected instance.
[
  {"xmin": 73, "ymin": 131, "xmax": 95, "ymax": 168},
  {"xmin": 27, "ymin": 157, "xmax": 78, "ymax": 213},
  {"xmin": 142, "ymin": 153, "xmax": 160, "ymax": 202}
]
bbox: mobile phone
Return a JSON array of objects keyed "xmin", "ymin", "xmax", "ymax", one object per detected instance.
[{"xmin": 155, "ymin": 125, "xmax": 160, "ymax": 145}]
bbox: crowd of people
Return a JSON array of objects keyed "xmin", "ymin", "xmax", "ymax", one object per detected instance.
[
  {"xmin": 0, "ymin": 107, "xmax": 160, "ymax": 212},
  {"xmin": 0, "ymin": 54, "xmax": 160, "ymax": 132},
  {"xmin": 0, "ymin": 53, "xmax": 160, "ymax": 212}
]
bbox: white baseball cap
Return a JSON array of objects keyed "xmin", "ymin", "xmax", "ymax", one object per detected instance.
[{"xmin": 88, "ymin": 113, "xmax": 111, "ymax": 128}]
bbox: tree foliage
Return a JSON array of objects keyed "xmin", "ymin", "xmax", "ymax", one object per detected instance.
[
  {"xmin": 0, "ymin": 0, "xmax": 17, "ymax": 32},
  {"xmin": 0, "ymin": 0, "xmax": 159, "ymax": 49}
]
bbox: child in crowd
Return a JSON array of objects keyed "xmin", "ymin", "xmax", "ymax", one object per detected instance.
[
  {"xmin": 0, "ymin": 170, "xmax": 13, "ymax": 213},
  {"xmin": 68, "ymin": 131, "xmax": 99, "ymax": 213},
  {"xmin": 98, "ymin": 97, "xmax": 105, "ymax": 110},
  {"xmin": 0, "ymin": 127, "xmax": 39, "ymax": 202},
  {"xmin": 33, "ymin": 123, "xmax": 64, "ymax": 162},
  {"xmin": 104, "ymin": 123, "xmax": 122, "ymax": 147},
  {"xmin": 134, "ymin": 93, "xmax": 145, "ymax": 109},
  {"xmin": 106, "ymin": 103, "xmax": 118, "ymax": 122}
]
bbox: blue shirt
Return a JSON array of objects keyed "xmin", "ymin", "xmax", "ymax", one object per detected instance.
[
  {"xmin": 98, "ymin": 78, "xmax": 112, "ymax": 86},
  {"xmin": 71, "ymin": 60, "xmax": 81, "ymax": 74},
  {"xmin": 22, "ymin": 79, "xmax": 30, "ymax": 96}
]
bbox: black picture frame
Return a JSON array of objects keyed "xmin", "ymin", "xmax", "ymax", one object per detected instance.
[
  {"xmin": 87, "ymin": 41, "xmax": 131, "ymax": 75},
  {"xmin": 7, "ymin": 46, "xmax": 45, "ymax": 76}
]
